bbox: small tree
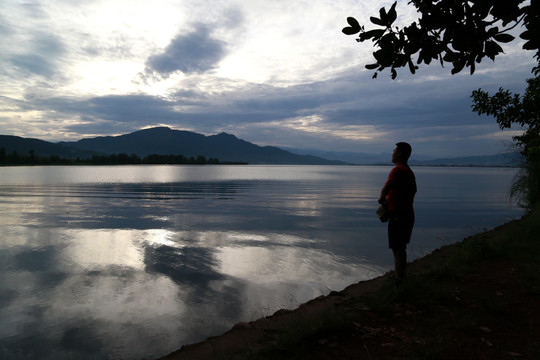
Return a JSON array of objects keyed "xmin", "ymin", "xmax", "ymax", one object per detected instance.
[{"xmin": 472, "ymin": 76, "xmax": 540, "ymax": 210}]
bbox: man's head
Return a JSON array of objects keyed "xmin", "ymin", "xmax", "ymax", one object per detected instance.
[{"xmin": 392, "ymin": 142, "xmax": 412, "ymax": 164}]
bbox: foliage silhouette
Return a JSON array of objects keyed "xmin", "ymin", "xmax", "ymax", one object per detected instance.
[
  {"xmin": 472, "ymin": 76, "xmax": 540, "ymax": 209},
  {"xmin": 343, "ymin": 0, "xmax": 540, "ymax": 79}
]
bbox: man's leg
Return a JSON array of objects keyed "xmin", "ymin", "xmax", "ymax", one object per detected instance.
[{"xmin": 392, "ymin": 246, "xmax": 407, "ymax": 281}]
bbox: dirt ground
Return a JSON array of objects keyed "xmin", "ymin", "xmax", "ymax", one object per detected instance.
[{"xmin": 158, "ymin": 220, "xmax": 540, "ymax": 360}]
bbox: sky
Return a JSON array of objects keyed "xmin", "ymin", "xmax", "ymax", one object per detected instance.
[{"xmin": 0, "ymin": 0, "xmax": 537, "ymax": 158}]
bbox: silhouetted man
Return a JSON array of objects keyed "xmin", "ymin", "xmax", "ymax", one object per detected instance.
[{"xmin": 378, "ymin": 142, "xmax": 417, "ymax": 283}]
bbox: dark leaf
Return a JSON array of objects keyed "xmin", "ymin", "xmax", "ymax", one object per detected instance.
[
  {"xmin": 442, "ymin": 27, "xmax": 453, "ymax": 44},
  {"xmin": 395, "ymin": 54, "xmax": 408, "ymax": 67},
  {"xmin": 522, "ymin": 40, "xmax": 536, "ymax": 50},
  {"xmin": 419, "ymin": 49, "xmax": 433, "ymax": 65},
  {"xmin": 519, "ymin": 30, "xmax": 531, "ymax": 40},
  {"xmin": 491, "ymin": 0, "xmax": 522, "ymax": 26},
  {"xmin": 342, "ymin": 26, "xmax": 360, "ymax": 35},
  {"xmin": 476, "ymin": 54, "xmax": 484, "ymax": 63},
  {"xmin": 485, "ymin": 40, "xmax": 504, "ymax": 60},
  {"xmin": 452, "ymin": 36, "xmax": 467, "ymax": 52},
  {"xmin": 494, "ymin": 33, "xmax": 515, "ymax": 43},
  {"xmin": 404, "ymin": 42, "xmax": 421, "ymax": 55},
  {"xmin": 365, "ymin": 63, "xmax": 379, "ymax": 70},
  {"xmin": 370, "ymin": 16, "xmax": 386, "ymax": 27},
  {"xmin": 443, "ymin": 51, "xmax": 457, "ymax": 62},
  {"xmin": 347, "ymin": 17, "xmax": 361, "ymax": 29},
  {"xmin": 403, "ymin": 22, "xmax": 420, "ymax": 37},
  {"xmin": 373, "ymin": 49, "xmax": 385, "ymax": 63},
  {"xmin": 360, "ymin": 29, "xmax": 386, "ymax": 41},
  {"xmin": 451, "ymin": 59, "xmax": 466, "ymax": 74},
  {"xmin": 373, "ymin": 48, "xmax": 395, "ymax": 67},
  {"xmin": 487, "ymin": 27, "xmax": 500, "ymax": 37},
  {"xmin": 380, "ymin": 33, "xmax": 397, "ymax": 47},
  {"xmin": 379, "ymin": 7, "xmax": 388, "ymax": 24},
  {"xmin": 472, "ymin": 0, "xmax": 492, "ymax": 18},
  {"xmin": 387, "ymin": 2, "xmax": 397, "ymax": 26},
  {"xmin": 343, "ymin": 17, "xmax": 362, "ymax": 35},
  {"xmin": 408, "ymin": 59, "xmax": 417, "ymax": 74},
  {"xmin": 391, "ymin": 68, "xmax": 397, "ymax": 79}
]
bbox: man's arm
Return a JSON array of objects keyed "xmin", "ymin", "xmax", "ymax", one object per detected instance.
[
  {"xmin": 379, "ymin": 182, "xmax": 391, "ymax": 204},
  {"xmin": 379, "ymin": 168, "xmax": 398, "ymax": 204}
]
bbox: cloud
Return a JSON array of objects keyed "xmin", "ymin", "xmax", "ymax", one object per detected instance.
[
  {"xmin": 5, "ymin": 32, "xmax": 65, "ymax": 78},
  {"xmin": 145, "ymin": 24, "xmax": 227, "ymax": 77},
  {"xmin": 0, "ymin": 0, "xmax": 66, "ymax": 80},
  {"xmin": 10, "ymin": 54, "xmax": 55, "ymax": 77},
  {"xmin": 60, "ymin": 325, "xmax": 103, "ymax": 354},
  {"xmin": 145, "ymin": 245, "xmax": 223, "ymax": 286}
]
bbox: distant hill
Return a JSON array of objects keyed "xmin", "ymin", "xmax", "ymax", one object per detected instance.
[
  {"xmin": 283, "ymin": 147, "xmax": 522, "ymax": 167},
  {"xmin": 410, "ymin": 153, "xmax": 523, "ymax": 167},
  {"xmin": 0, "ymin": 135, "xmax": 98, "ymax": 159},
  {"xmin": 283, "ymin": 148, "xmax": 435, "ymax": 165},
  {"xmin": 57, "ymin": 127, "xmax": 346, "ymax": 165},
  {"xmin": 280, "ymin": 147, "xmax": 392, "ymax": 164}
]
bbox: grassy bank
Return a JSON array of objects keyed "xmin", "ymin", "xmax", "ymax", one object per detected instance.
[{"xmin": 162, "ymin": 207, "xmax": 539, "ymax": 359}]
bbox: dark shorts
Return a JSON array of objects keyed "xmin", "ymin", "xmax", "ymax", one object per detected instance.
[{"xmin": 388, "ymin": 213, "xmax": 415, "ymax": 249}]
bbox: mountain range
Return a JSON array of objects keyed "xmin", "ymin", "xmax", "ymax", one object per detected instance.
[
  {"xmin": 0, "ymin": 127, "xmax": 521, "ymax": 166},
  {"xmin": 0, "ymin": 127, "xmax": 344, "ymax": 165}
]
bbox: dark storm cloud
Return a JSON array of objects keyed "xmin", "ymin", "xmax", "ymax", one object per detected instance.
[
  {"xmin": 0, "ymin": 12, "xmax": 11, "ymax": 36},
  {"xmin": 87, "ymin": 95, "xmax": 179, "ymax": 121},
  {"xmin": 317, "ymin": 64, "xmax": 534, "ymax": 129},
  {"xmin": 145, "ymin": 24, "xmax": 227, "ymax": 76},
  {"xmin": 324, "ymin": 93, "xmax": 474, "ymax": 127},
  {"xmin": 233, "ymin": 82, "xmax": 335, "ymax": 114},
  {"xmin": 223, "ymin": 70, "xmax": 481, "ymax": 130},
  {"xmin": 11, "ymin": 54, "xmax": 56, "ymax": 77},
  {"xmin": 30, "ymin": 93, "xmax": 181, "ymax": 124},
  {"xmin": 9, "ymin": 32, "xmax": 65, "ymax": 78}
]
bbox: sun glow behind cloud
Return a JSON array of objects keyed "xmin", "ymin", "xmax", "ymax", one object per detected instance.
[{"xmin": 279, "ymin": 115, "xmax": 386, "ymax": 141}]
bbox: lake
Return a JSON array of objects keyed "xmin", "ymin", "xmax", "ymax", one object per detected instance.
[{"xmin": 0, "ymin": 165, "xmax": 522, "ymax": 359}]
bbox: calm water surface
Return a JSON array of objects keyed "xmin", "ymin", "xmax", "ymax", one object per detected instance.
[{"xmin": 0, "ymin": 165, "xmax": 521, "ymax": 359}]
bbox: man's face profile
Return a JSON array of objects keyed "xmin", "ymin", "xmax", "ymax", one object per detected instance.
[{"xmin": 392, "ymin": 147, "xmax": 400, "ymax": 163}]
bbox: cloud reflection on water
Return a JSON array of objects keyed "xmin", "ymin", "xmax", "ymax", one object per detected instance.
[{"xmin": 1, "ymin": 224, "xmax": 377, "ymax": 360}]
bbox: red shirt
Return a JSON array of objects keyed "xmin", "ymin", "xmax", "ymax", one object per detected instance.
[{"xmin": 384, "ymin": 164, "xmax": 417, "ymax": 214}]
